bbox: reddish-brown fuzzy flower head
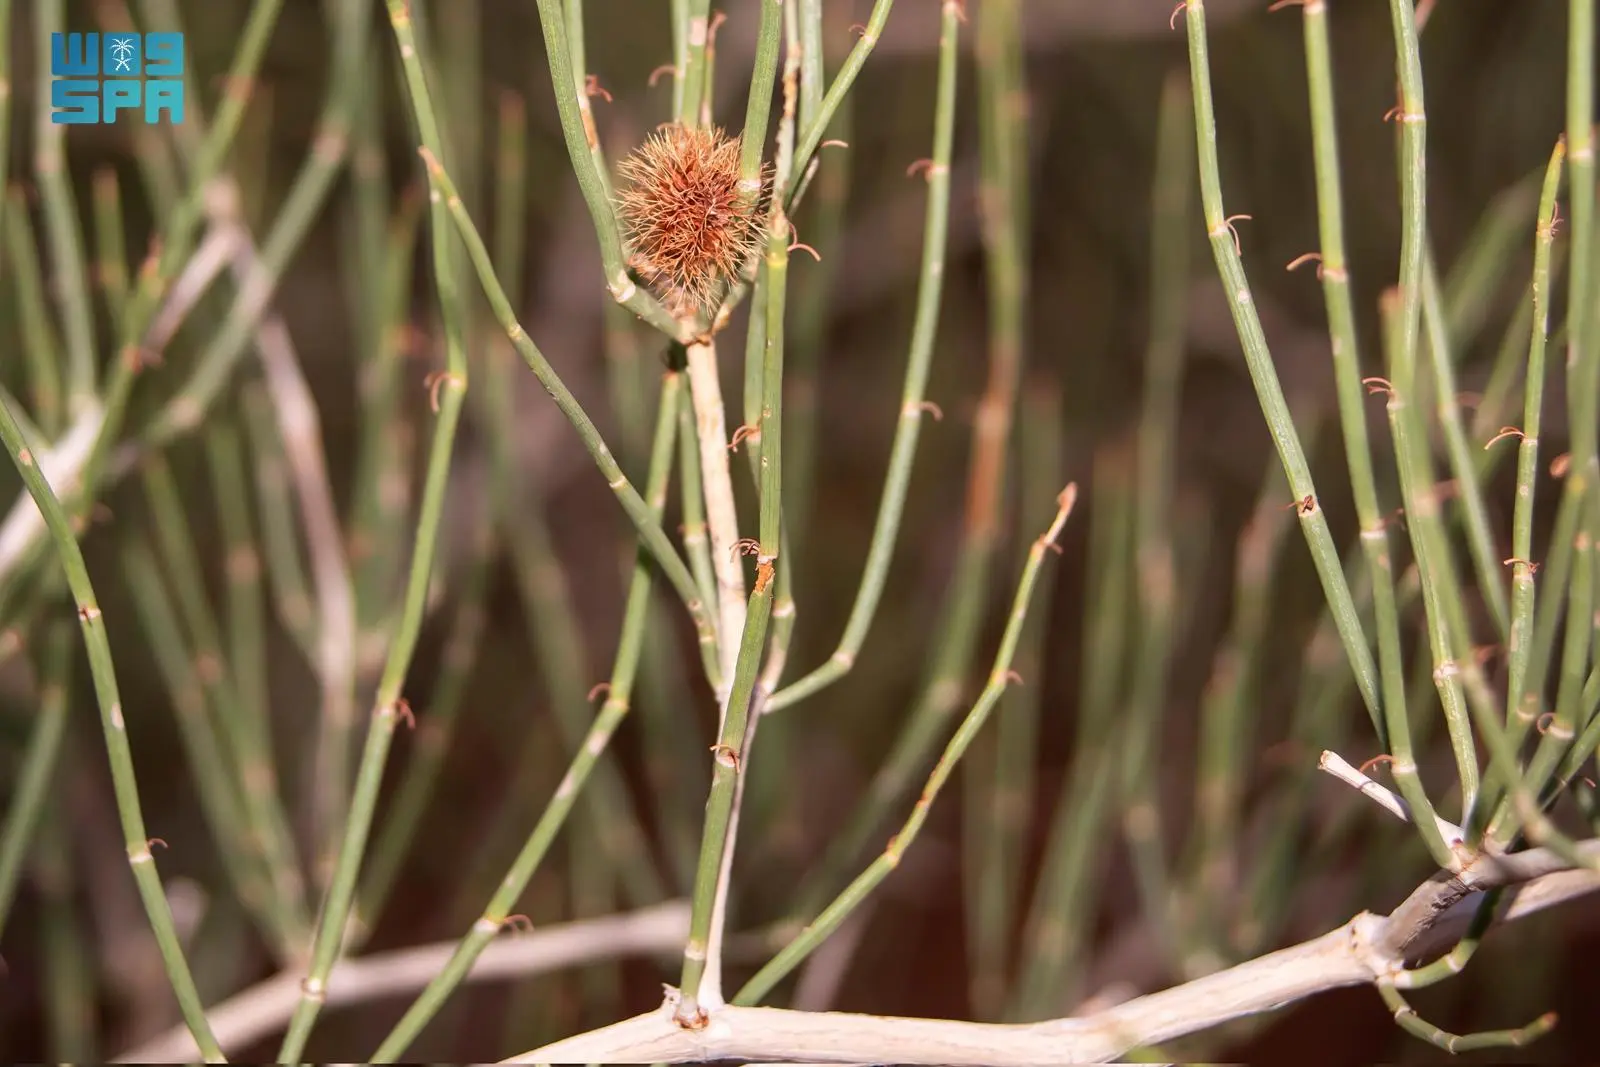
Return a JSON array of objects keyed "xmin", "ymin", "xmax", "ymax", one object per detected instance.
[{"xmin": 617, "ymin": 124, "xmax": 761, "ymax": 314}]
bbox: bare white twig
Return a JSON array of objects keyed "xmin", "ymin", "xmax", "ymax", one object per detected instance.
[
  {"xmin": 684, "ymin": 334, "xmax": 750, "ymax": 1012},
  {"xmin": 1318, "ymin": 750, "xmax": 1410, "ymax": 822},
  {"xmin": 1317, "ymin": 750, "xmax": 1465, "ymax": 844},
  {"xmin": 686, "ymin": 337, "xmax": 746, "ymax": 705},
  {"xmin": 209, "ymin": 184, "xmax": 359, "ymax": 890},
  {"xmin": 146, "ymin": 224, "xmax": 238, "ymax": 353},
  {"xmin": 114, "ymin": 901, "xmax": 690, "ymax": 1062},
  {"xmin": 0, "ymin": 400, "xmax": 104, "ymax": 578},
  {"xmin": 512, "ymin": 842, "xmax": 1600, "ymax": 1065}
]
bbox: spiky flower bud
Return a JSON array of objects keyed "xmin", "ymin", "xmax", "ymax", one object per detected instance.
[{"xmin": 617, "ymin": 124, "xmax": 762, "ymax": 315}]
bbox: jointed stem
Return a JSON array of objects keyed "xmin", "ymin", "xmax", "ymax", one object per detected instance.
[
  {"xmin": 736, "ymin": 484, "xmax": 1078, "ymax": 1006},
  {"xmin": 1182, "ymin": 0, "xmax": 1381, "ymax": 736},
  {"xmin": 1481, "ymin": 141, "xmax": 1564, "ymax": 836},
  {"xmin": 369, "ymin": 372, "xmax": 688, "ymax": 1061},
  {"xmin": 676, "ymin": 6, "xmax": 796, "ymax": 1013},
  {"xmin": 530, "ymin": 0, "xmax": 682, "ymax": 337},
  {"xmin": 422, "ymin": 153, "xmax": 720, "ymax": 670},
  {"xmin": 687, "ymin": 339, "xmax": 747, "ymax": 697},
  {"xmin": 1381, "ymin": 0, "xmax": 1480, "ymax": 852},
  {"xmin": 0, "ymin": 398, "xmax": 222, "ymax": 1062},
  {"xmin": 277, "ymin": 4, "xmax": 469, "ymax": 1057},
  {"xmin": 766, "ymin": 0, "xmax": 959, "ymax": 714},
  {"xmin": 0, "ymin": 621, "xmax": 73, "ymax": 933}
]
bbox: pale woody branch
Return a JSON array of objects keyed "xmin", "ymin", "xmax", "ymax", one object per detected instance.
[
  {"xmin": 516, "ymin": 841, "xmax": 1599, "ymax": 1065},
  {"xmin": 116, "ymin": 901, "xmax": 691, "ymax": 1062}
]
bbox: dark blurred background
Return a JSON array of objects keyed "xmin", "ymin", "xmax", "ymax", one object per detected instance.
[{"xmin": 1, "ymin": 0, "xmax": 1598, "ymax": 1062}]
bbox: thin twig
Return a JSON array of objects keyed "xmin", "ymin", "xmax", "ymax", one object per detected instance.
[
  {"xmin": 212, "ymin": 200, "xmax": 358, "ymax": 891},
  {"xmin": 687, "ymin": 337, "xmax": 747, "ymax": 703},
  {"xmin": 115, "ymin": 902, "xmax": 690, "ymax": 1062},
  {"xmin": 515, "ymin": 843, "xmax": 1599, "ymax": 1065}
]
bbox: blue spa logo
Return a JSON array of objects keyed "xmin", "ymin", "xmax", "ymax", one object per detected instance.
[{"xmin": 51, "ymin": 32, "xmax": 185, "ymax": 125}]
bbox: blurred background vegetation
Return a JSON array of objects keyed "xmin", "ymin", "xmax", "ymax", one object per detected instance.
[{"xmin": 0, "ymin": 0, "xmax": 1597, "ymax": 1061}]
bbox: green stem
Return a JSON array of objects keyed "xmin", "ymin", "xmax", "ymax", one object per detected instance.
[
  {"xmin": 3, "ymin": 184, "xmax": 65, "ymax": 436},
  {"xmin": 35, "ymin": 0, "xmax": 98, "ymax": 416},
  {"xmin": 676, "ymin": 0, "xmax": 713, "ymax": 127},
  {"xmin": 0, "ymin": 396, "xmax": 222, "ymax": 1062},
  {"xmin": 276, "ymin": 4, "xmax": 469, "ymax": 1056},
  {"xmin": 1420, "ymin": 253, "xmax": 1509, "ymax": 640},
  {"xmin": 1377, "ymin": 289, "xmax": 1470, "ymax": 867},
  {"xmin": 965, "ymin": 0, "xmax": 1033, "ymax": 1016},
  {"xmin": 419, "ymin": 150, "xmax": 720, "ymax": 666},
  {"xmin": 676, "ymin": 54, "xmax": 796, "ymax": 1013},
  {"xmin": 1009, "ymin": 443, "xmax": 1135, "ymax": 1020},
  {"xmin": 734, "ymin": 485, "xmax": 1078, "ymax": 1007},
  {"xmin": 65, "ymin": 0, "xmax": 293, "ymax": 555},
  {"xmin": 368, "ymin": 371, "xmax": 687, "ymax": 1061},
  {"xmin": 0, "ymin": 620, "xmax": 73, "ymax": 931},
  {"xmin": 1382, "ymin": 0, "xmax": 1480, "ymax": 849},
  {"xmin": 1489, "ymin": 141, "xmax": 1565, "ymax": 825},
  {"xmin": 121, "ymin": 531, "xmax": 286, "ymax": 954},
  {"xmin": 531, "ymin": 0, "xmax": 681, "ymax": 337},
  {"xmin": 766, "ymin": 0, "xmax": 959, "ymax": 714},
  {"xmin": 1183, "ymin": 0, "xmax": 1381, "ymax": 738},
  {"xmin": 1120, "ymin": 68, "xmax": 1193, "ymax": 977}
]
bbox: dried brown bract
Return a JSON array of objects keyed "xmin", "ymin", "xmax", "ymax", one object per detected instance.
[{"xmin": 617, "ymin": 123, "xmax": 763, "ymax": 314}]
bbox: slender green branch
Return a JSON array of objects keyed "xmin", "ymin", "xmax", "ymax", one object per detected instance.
[
  {"xmin": 348, "ymin": 188, "xmax": 425, "ymax": 653},
  {"xmin": 0, "ymin": 621, "xmax": 73, "ymax": 931},
  {"xmin": 798, "ymin": 0, "xmax": 823, "ymax": 132},
  {"xmin": 735, "ymin": 485, "xmax": 1078, "ymax": 1007},
  {"xmin": 677, "ymin": 33, "xmax": 796, "ymax": 1013},
  {"xmin": 353, "ymin": 517, "xmax": 493, "ymax": 937},
  {"xmin": 530, "ymin": 0, "xmax": 682, "ymax": 336},
  {"xmin": 1382, "ymin": 0, "xmax": 1481, "ymax": 846},
  {"xmin": 35, "ymin": 0, "xmax": 98, "ymax": 416},
  {"xmin": 1376, "ymin": 289, "xmax": 1470, "ymax": 868},
  {"xmin": 790, "ymin": 0, "xmax": 893, "ymax": 196},
  {"xmin": 1009, "ymin": 444, "xmax": 1134, "ymax": 1020},
  {"xmin": 1377, "ymin": 981, "xmax": 1556, "ymax": 1053},
  {"xmin": 419, "ymin": 149, "xmax": 719, "ymax": 667},
  {"xmin": 766, "ymin": 0, "xmax": 959, "ymax": 713},
  {"xmin": 120, "ymin": 533, "xmax": 284, "ymax": 951},
  {"xmin": 1182, "ymin": 0, "xmax": 1381, "ymax": 737},
  {"xmin": 965, "ymin": 0, "xmax": 1034, "ymax": 1015},
  {"xmin": 368, "ymin": 371, "xmax": 688, "ymax": 1061},
  {"xmin": 360, "ymin": 93, "xmax": 513, "ymax": 936},
  {"xmin": 739, "ymin": 0, "xmax": 784, "ymax": 193},
  {"xmin": 677, "ymin": 0, "xmax": 713, "ymax": 127},
  {"xmin": 1120, "ymin": 68, "xmax": 1193, "ymax": 977},
  {"xmin": 277, "ymin": 4, "xmax": 469, "ymax": 1056},
  {"xmin": 1420, "ymin": 253, "xmax": 1509, "ymax": 639},
  {"xmin": 4, "ymin": 185, "xmax": 66, "ymax": 437},
  {"xmin": 1494, "ymin": 142, "xmax": 1564, "ymax": 820},
  {"xmin": 1565, "ymin": 0, "xmax": 1596, "ymax": 485},
  {"xmin": 0, "ymin": 397, "xmax": 222, "ymax": 1062}
]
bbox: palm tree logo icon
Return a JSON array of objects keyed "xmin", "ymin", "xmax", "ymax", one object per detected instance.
[{"xmin": 108, "ymin": 35, "xmax": 136, "ymax": 73}]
